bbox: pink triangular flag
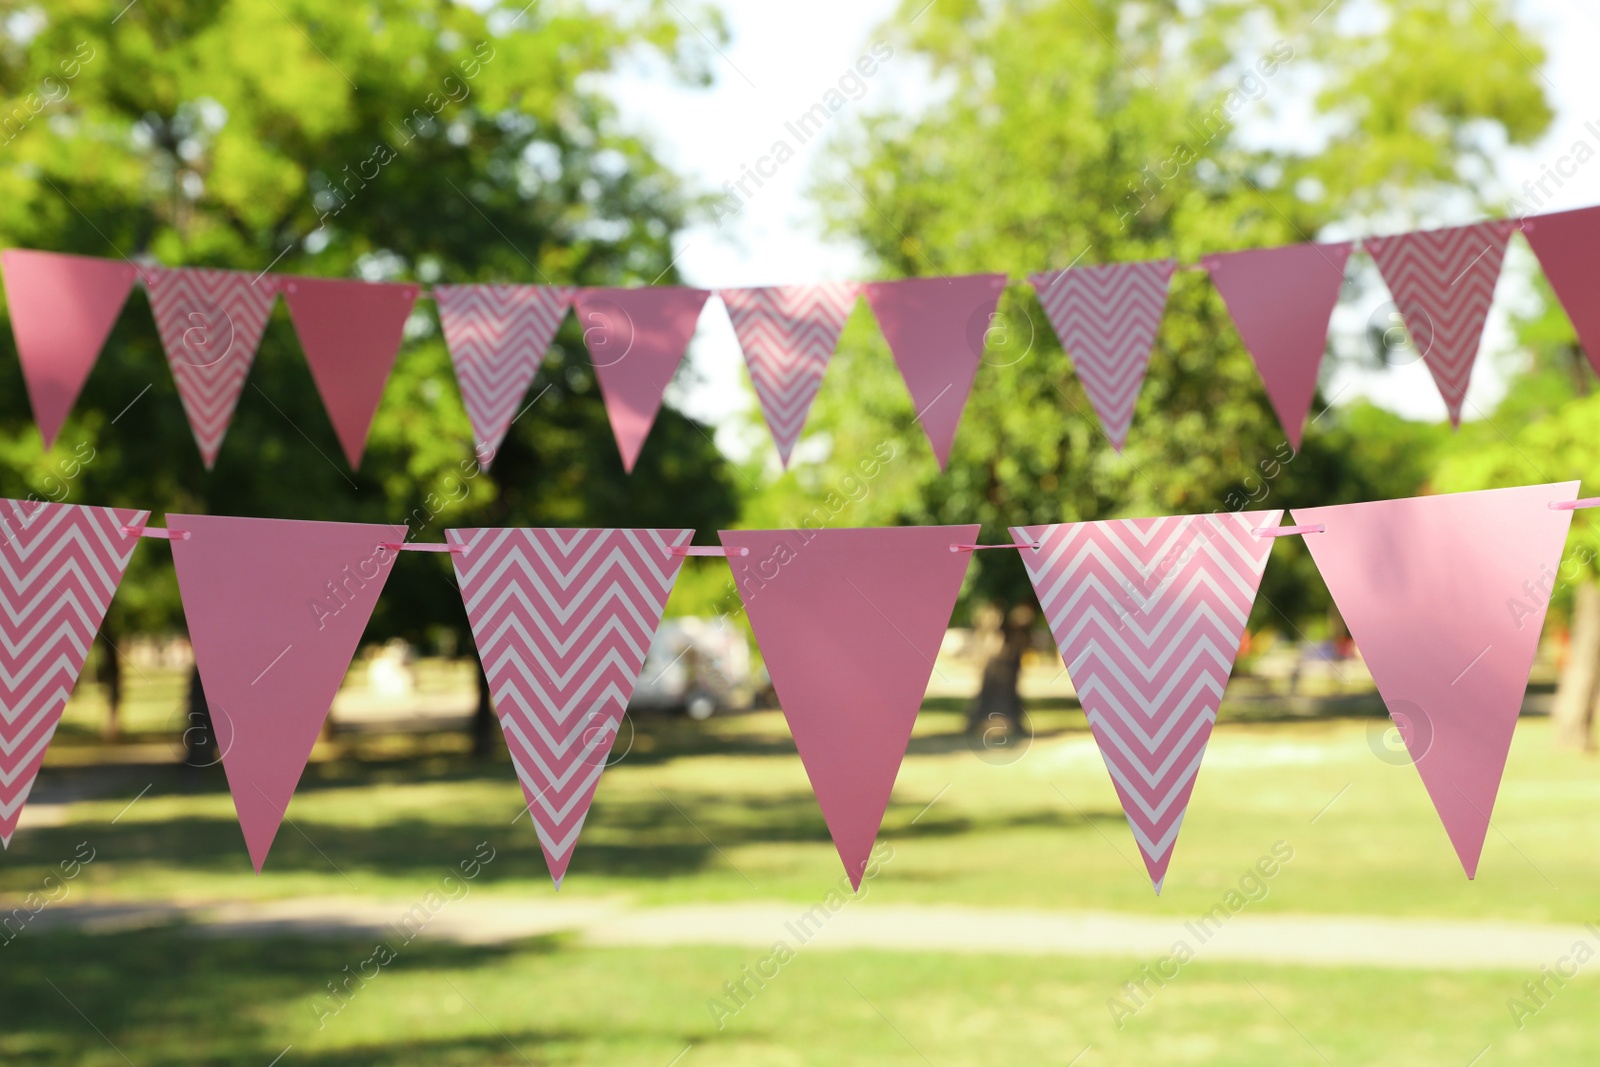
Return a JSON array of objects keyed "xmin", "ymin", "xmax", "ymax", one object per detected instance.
[
  {"xmin": 720, "ymin": 283, "xmax": 859, "ymax": 467},
  {"xmin": 434, "ymin": 285, "xmax": 575, "ymax": 469},
  {"xmin": 1, "ymin": 250, "xmax": 138, "ymax": 450},
  {"xmin": 571, "ymin": 287, "xmax": 710, "ymax": 473},
  {"xmin": 720, "ymin": 526, "xmax": 977, "ymax": 887},
  {"xmin": 861, "ymin": 275, "xmax": 1008, "ymax": 468},
  {"xmin": 1203, "ymin": 242, "xmax": 1353, "ymax": 449},
  {"xmin": 1523, "ymin": 206, "xmax": 1600, "ymax": 376},
  {"xmin": 170, "ymin": 514, "xmax": 406, "ymax": 870},
  {"xmin": 1029, "ymin": 260, "xmax": 1175, "ymax": 451},
  {"xmin": 1364, "ymin": 221, "xmax": 1514, "ymax": 427},
  {"xmin": 281, "ymin": 276, "xmax": 420, "ymax": 468},
  {"xmin": 447, "ymin": 527, "xmax": 690, "ymax": 886},
  {"xmin": 1292, "ymin": 484, "xmax": 1578, "ymax": 877},
  {"xmin": 1014, "ymin": 511, "xmax": 1279, "ymax": 891},
  {"xmin": 143, "ymin": 267, "xmax": 280, "ymax": 468},
  {"xmin": 0, "ymin": 500, "xmax": 147, "ymax": 846}
]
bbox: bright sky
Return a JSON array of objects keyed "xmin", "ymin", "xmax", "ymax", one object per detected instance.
[{"xmin": 603, "ymin": 0, "xmax": 1600, "ymax": 459}]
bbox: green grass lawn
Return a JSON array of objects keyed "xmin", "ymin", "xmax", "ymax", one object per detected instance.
[{"xmin": 3, "ymin": 668, "xmax": 1599, "ymax": 1064}]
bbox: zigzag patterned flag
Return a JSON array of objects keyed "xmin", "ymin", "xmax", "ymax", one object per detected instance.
[
  {"xmin": 1013, "ymin": 510, "xmax": 1279, "ymax": 891},
  {"xmin": 1523, "ymin": 206, "xmax": 1600, "ymax": 376},
  {"xmin": 143, "ymin": 267, "xmax": 280, "ymax": 469},
  {"xmin": 1364, "ymin": 220, "xmax": 1515, "ymax": 427},
  {"xmin": 0, "ymin": 499, "xmax": 147, "ymax": 846},
  {"xmin": 447, "ymin": 527, "xmax": 691, "ymax": 886},
  {"xmin": 719, "ymin": 283, "xmax": 859, "ymax": 467},
  {"xmin": 0, "ymin": 250, "xmax": 139, "ymax": 451},
  {"xmin": 1029, "ymin": 259, "xmax": 1176, "ymax": 451},
  {"xmin": 435, "ymin": 285, "xmax": 575, "ymax": 469}
]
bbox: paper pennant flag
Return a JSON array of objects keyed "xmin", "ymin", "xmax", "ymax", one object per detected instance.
[
  {"xmin": 720, "ymin": 526, "xmax": 977, "ymax": 887},
  {"xmin": 434, "ymin": 285, "xmax": 575, "ymax": 469},
  {"xmin": 1292, "ymin": 483, "xmax": 1578, "ymax": 876},
  {"xmin": 861, "ymin": 275, "xmax": 1008, "ymax": 469},
  {"xmin": 572, "ymin": 287, "xmax": 710, "ymax": 473},
  {"xmin": 1203, "ymin": 242, "xmax": 1353, "ymax": 450},
  {"xmin": 447, "ymin": 527, "xmax": 690, "ymax": 886},
  {"xmin": 143, "ymin": 268, "xmax": 280, "ymax": 469},
  {"xmin": 281, "ymin": 276, "xmax": 420, "ymax": 468},
  {"xmin": 1364, "ymin": 221, "xmax": 1514, "ymax": 427},
  {"xmin": 1523, "ymin": 206, "xmax": 1600, "ymax": 376},
  {"xmin": 1013, "ymin": 511, "xmax": 1279, "ymax": 891},
  {"xmin": 720, "ymin": 283, "xmax": 859, "ymax": 467},
  {"xmin": 0, "ymin": 500, "xmax": 146, "ymax": 846},
  {"xmin": 1029, "ymin": 259, "xmax": 1176, "ymax": 451},
  {"xmin": 170, "ymin": 514, "xmax": 406, "ymax": 870},
  {"xmin": 0, "ymin": 250, "xmax": 139, "ymax": 450}
]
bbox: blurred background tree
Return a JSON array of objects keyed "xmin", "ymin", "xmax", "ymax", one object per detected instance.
[
  {"xmin": 0, "ymin": 0, "xmax": 741, "ymax": 749},
  {"xmin": 763, "ymin": 0, "xmax": 1553, "ymax": 734}
]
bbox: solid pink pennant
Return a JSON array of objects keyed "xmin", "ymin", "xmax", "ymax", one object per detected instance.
[
  {"xmin": 572, "ymin": 287, "xmax": 710, "ymax": 473},
  {"xmin": 1029, "ymin": 260, "xmax": 1176, "ymax": 451},
  {"xmin": 1523, "ymin": 206, "xmax": 1600, "ymax": 376},
  {"xmin": 0, "ymin": 250, "xmax": 139, "ymax": 450},
  {"xmin": 143, "ymin": 267, "xmax": 280, "ymax": 468},
  {"xmin": 720, "ymin": 283, "xmax": 859, "ymax": 467},
  {"xmin": 281, "ymin": 276, "xmax": 420, "ymax": 468},
  {"xmin": 1364, "ymin": 221, "xmax": 1515, "ymax": 427},
  {"xmin": 720, "ymin": 526, "xmax": 977, "ymax": 888},
  {"xmin": 0, "ymin": 500, "xmax": 147, "ymax": 846},
  {"xmin": 170, "ymin": 514, "xmax": 406, "ymax": 870},
  {"xmin": 1292, "ymin": 483, "xmax": 1579, "ymax": 876},
  {"xmin": 1203, "ymin": 242, "xmax": 1353, "ymax": 450},
  {"xmin": 434, "ymin": 285, "xmax": 575, "ymax": 469},
  {"xmin": 447, "ymin": 527, "xmax": 690, "ymax": 886},
  {"xmin": 1013, "ymin": 511, "xmax": 1279, "ymax": 891},
  {"xmin": 861, "ymin": 275, "xmax": 1008, "ymax": 468}
]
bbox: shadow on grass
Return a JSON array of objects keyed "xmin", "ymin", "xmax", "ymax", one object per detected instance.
[{"xmin": 0, "ymin": 925, "xmax": 570, "ymax": 1067}]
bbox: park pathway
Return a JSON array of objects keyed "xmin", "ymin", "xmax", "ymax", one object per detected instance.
[{"xmin": 21, "ymin": 896, "xmax": 1593, "ymax": 971}]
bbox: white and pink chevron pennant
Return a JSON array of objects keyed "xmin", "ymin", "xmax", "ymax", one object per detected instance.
[
  {"xmin": 447, "ymin": 526, "xmax": 690, "ymax": 885},
  {"xmin": 1364, "ymin": 220, "xmax": 1515, "ymax": 427},
  {"xmin": 0, "ymin": 499, "xmax": 147, "ymax": 845},
  {"xmin": 434, "ymin": 285, "xmax": 575, "ymax": 468},
  {"xmin": 143, "ymin": 267, "xmax": 280, "ymax": 468},
  {"xmin": 1030, "ymin": 260, "xmax": 1175, "ymax": 451},
  {"xmin": 720, "ymin": 283, "xmax": 859, "ymax": 467},
  {"xmin": 1013, "ymin": 510, "xmax": 1279, "ymax": 891}
]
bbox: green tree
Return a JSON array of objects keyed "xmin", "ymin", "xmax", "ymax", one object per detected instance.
[
  {"xmin": 0, "ymin": 0, "xmax": 740, "ymax": 746},
  {"xmin": 779, "ymin": 0, "xmax": 1551, "ymax": 730}
]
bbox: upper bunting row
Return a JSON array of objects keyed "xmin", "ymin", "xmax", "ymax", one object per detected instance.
[{"xmin": 4, "ymin": 205, "xmax": 1599, "ymax": 473}]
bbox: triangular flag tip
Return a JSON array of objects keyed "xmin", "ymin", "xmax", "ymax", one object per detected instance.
[
  {"xmin": 720, "ymin": 526, "xmax": 977, "ymax": 884},
  {"xmin": 1292, "ymin": 483, "xmax": 1578, "ymax": 877},
  {"xmin": 1015, "ymin": 511, "xmax": 1279, "ymax": 889}
]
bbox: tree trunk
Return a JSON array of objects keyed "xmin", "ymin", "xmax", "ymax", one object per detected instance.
[
  {"xmin": 966, "ymin": 602, "xmax": 1035, "ymax": 738},
  {"xmin": 96, "ymin": 625, "xmax": 123, "ymax": 742},
  {"xmin": 1554, "ymin": 581, "xmax": 1600, "ymax": 751},
  {"xmin": 182, "ymin": 663, "xmax": 218, "ymax": 766},
  {"xmin": 471, "ymin": 658, "xmax": 497, "ymax": 758}
]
